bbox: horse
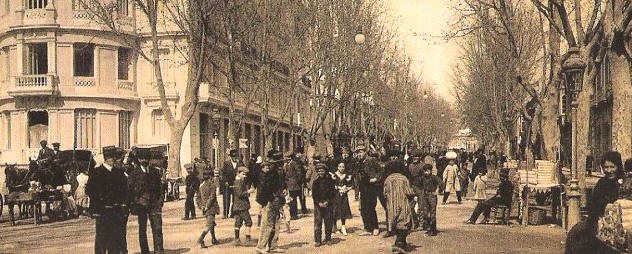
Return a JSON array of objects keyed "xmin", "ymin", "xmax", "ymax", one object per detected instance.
[{"xmin": 5, "ymin": 163, "xmax": 34, "ymax": 218}]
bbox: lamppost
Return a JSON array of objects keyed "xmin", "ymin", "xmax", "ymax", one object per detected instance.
[
  {"xmin": 355, "ymin": 28, "xmax": 366, "ymax": 44},
  {"xmin": 212, "ymin": 108, "xmax": 221, "ymax": 171},
  {"xmin": 562, "ymin": 47, "xmax": 586, "ymax": 231}
]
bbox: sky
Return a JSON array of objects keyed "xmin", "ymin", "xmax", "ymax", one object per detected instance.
[{"xmin": 386, "ymin": 0, "xmax": 459, "ymax": 102}]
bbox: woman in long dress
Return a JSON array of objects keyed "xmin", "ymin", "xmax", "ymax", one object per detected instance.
[
  {"xmin": 442, "ymin": 151, "xmax": 462, "ymax": 205},
  {"xmin": 332, "ymin": 162, "xmax": 353, "ymax": 236}
]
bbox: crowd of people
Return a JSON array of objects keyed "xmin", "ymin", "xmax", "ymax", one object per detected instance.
[
  {"xmin": 44, "ymin": 136, "xmax": 509, "ymax": 254},
  {"xmin": 24, "ymin": 137, "xmax": 632, "ymax": 253},
  {"xmin": 174, "ymin": 143, "xmax": 507, "ymax": 254}
]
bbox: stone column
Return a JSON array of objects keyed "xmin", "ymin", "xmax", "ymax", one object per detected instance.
[{"xmin": 46, "ymin": 37, "xmax": 56, "ymax": 75}]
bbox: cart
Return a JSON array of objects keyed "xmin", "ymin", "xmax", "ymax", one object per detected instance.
[{"xmin": 131, "ymin": 144, "xmax": 182, "ymax": 201}]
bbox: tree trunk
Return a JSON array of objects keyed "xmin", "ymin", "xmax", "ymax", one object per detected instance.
[{"xmin": 168, "ymin": 125, "xmax": 186, "ymax": 178}]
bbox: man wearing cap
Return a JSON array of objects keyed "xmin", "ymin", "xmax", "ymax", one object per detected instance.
[
  {"xmin": 183, "ymin": 163, "xmax": 200, "ymax": 220},
  {"xmin": 233, "ymin": 166, "xmax": 254, "ymax": 246},
  {"xmin": 408, "ymin": 149, "xmax": 425, "ymax": 230},
  {"xmin": 220, "ymin": 149, "xmax": 243, "ymax": 219},
  {"xmin": 312, "ymin": 162, "xmax": 335, "ymax": 247},
  {"xmin": 128, "ymin": 153, "xmax": 165, "ymax": 254},
  {"xmin": 86, "ymin": 146, "xmax": 130, "ymax": 254},
  {"xmin": 255, "ymin": 150, "xmax": 286, "ymax": 253},
  {"xmin": 197, "ymin": 168, "xmax": 220, "ymax": 247},
  {"xmin": 355, "ymin": 145, "xmax": 382, "ymax": 236}
]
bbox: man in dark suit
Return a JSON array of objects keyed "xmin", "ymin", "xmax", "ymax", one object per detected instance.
[
  {"xmin": 220, "ymin": 149, "xmax": 243, "ymax": 219},
  {"xmin": 86, "ymin": 146, "xmax": 129, "ymax": 254},
  {"xmin": 37, "ymin": 140, "xmax": 55, "ymax": 161},
  {"xmin": 471, "ymin": 149, "xmax": 487, "ymax": 182},
  {"xmin": 465, "ymin": 169, "xmax": 514, "ymax": 224},
  {"xmin": 128, "ymin": 152, "xmax": 165, "ymax": 254},
  {"xmin": 183, "ymin": 163, "xmax": 200, "ymax": 220},
  {"xmin": 285, "ymin": 150, "xmax": 305, "ymax": 219}
]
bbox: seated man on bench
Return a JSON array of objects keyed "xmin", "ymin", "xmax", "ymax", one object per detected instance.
[{"xmin": 465, "ymin": 169, "xmax": 514, "ymax": 224}]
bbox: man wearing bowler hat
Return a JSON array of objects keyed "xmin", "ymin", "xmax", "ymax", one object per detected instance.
[
  {"xmin": 86, "ymin": 146, "xmax": 130, "ymax": 254},
  {"xmin": 220, "ymin": 149, "xmax": 243, "ymax": 219}
]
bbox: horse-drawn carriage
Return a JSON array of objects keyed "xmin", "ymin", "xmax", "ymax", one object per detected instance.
[
  {"xmin": 131, "ymin": 144, "xmax": 182, "ymax": 201},
  {"xmin": 2, "ymin": 149, "xmax": 94, "ymax": 225}
]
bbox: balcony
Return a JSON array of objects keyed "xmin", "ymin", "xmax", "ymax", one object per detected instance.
[
  {"xmin": 12, "ymin": 3, "xmax": 58, "ymax": 28},
  {"xmin": 8, "ymin": 74, "xmax": 58, "ymax": 97}
]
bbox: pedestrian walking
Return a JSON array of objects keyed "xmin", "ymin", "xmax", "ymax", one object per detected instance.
[
  {"xmin": 436, "ymin": 151, "xmax": 448, "ymax": 194},
  {"xmin": 86, "ymin": 146, "xmax": 130, "ymax": 254},
  {"xmin": 332, "ymin": 162, "xmax": 353, "ymax": 235},
  {"xmin": 220, "ymin": 149, "xmax": 243, "ymax": 219},
  {"xmin": 183, "ymin": 163, "xmax": 200, "ymax": 220},
  {"xmin": 382, "ymin": 148, "xmax": 406, "ymax": 238},
  {"xmin": 255, "ymin": 150, "xmax": 287, "ymax": 254},
  {"xmin": 471, "ymin": 148, "xmax": 487, "ymax": 182},
  {"xmin": 128, "ymin": 152, "xmax": 166, "ymax": 254},
  {"xmin": 419, "ymin": 164, "xmax": 441, "ymax": 236},
  {"xmin": 407, "ymin": 150, "xmax": 424, "ymax": 230},
  {"xmin": 197, "ymin": 168, "xmax": 220, "ymax": 248},
  {"xmin": 232, "ymin": 166, "xmax": 254, "ymax": 246},
  {"xmin": 442, "ymin": 151, "xmax": 462, "ymax": 205},
  {"xmin": 355, "ymin": 145, "xmax": 382, "ymax": 236},
  {"xmin": 312, "ymin": 162, "xmax": 336, "ymax": 247},
  {"xmin": 383, "ymin": 164, "xmax": 415, "ymax": 253},
  {"xmin": 285, "ymin": 151, "xmax": 305, "ymax": 220}
]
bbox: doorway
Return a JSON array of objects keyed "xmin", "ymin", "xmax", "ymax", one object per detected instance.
[{"xmin": 28, "ymin": 110, "xmax": 48, "ymax": 148}]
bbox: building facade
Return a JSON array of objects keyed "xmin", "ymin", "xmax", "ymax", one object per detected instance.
[{"xmin": 0, "ymin": 0, "xmax": 308, "ymax": 179}]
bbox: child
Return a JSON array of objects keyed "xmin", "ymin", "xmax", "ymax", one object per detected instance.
[
  {"xmin": 332, "ymin": 162, "xmax": 353, "ymax": 236},
  {"xmin": 473, "ymin": 171, "xmax": 488, "ymax": 202},
  {"xmin": 196, "ymin": 169, "xmax": 219, "ymax": 248},
  {"xmin": 312, "ymin": 163, "xmax": 336, "ymax": 247},
  {"xmin": 233, "ymin": 166, "xmax": 254, "ymax": 246},
  {"xmin": 419, "ymin": 164, "xmax": 441, "ymax": 236}
]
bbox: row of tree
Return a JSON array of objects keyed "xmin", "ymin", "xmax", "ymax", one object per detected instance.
[
  {"xmin": 79, "ymin": 0, "xmax": 454, "ymax": 175},
  {"xmin": 452, "ymin": 0, "xmax": 632, "ymax": 170}
]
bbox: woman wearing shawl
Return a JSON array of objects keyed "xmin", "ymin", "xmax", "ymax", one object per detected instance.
[{"xmin": 384, "ymin": 165, "xmax": 415, "ymax": 253}]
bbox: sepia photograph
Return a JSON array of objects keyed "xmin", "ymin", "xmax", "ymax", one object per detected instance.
[{"xmin": 0, "ymin": 0, "xmax": 629, "ymax": 253}]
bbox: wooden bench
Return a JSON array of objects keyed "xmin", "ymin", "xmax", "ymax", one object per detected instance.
[{"xmin": 491, "ymin": 204, "xmax": 511, "ymax": 225}]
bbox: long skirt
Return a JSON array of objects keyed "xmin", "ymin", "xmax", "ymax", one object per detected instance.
[{"xmin": 333, "ymin": 192, "xmax": 353, "ymax": 220}]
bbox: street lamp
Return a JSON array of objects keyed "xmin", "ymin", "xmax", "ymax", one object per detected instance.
[
  {"xmin": 355, "ymin": 28, "xmax": 366, "ymax": 44},
  {"xmin": 562, "ymin": 46, "xmax": 586, "ymax": 231}
]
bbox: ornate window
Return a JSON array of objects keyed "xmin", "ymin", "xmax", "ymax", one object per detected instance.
[
  {"xmin": 73, "ymin": 43, "xmax": 94, "ymax": 77},
  {"xmin": 26, "ymin": 43, "xmax": 47, "ymax": 75}
]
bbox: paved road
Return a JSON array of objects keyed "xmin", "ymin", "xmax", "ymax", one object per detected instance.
[{"xmin": 0, "ymin": 190, "xmax": 566, "ymax": 254}]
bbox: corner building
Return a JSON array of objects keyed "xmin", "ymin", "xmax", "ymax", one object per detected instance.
[{"xmin": 0, "ymin": 0, "xmax": 308, "ymax": 182}]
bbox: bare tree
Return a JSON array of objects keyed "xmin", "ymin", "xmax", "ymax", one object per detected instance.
[{"xmin": 79, "ymin": 0, "xmax": 215, "ymax": 177}]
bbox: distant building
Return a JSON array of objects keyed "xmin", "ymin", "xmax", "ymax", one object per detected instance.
[{"xmin": 448, "ymin": 129, "xmax": 479, "ymax": 152}]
